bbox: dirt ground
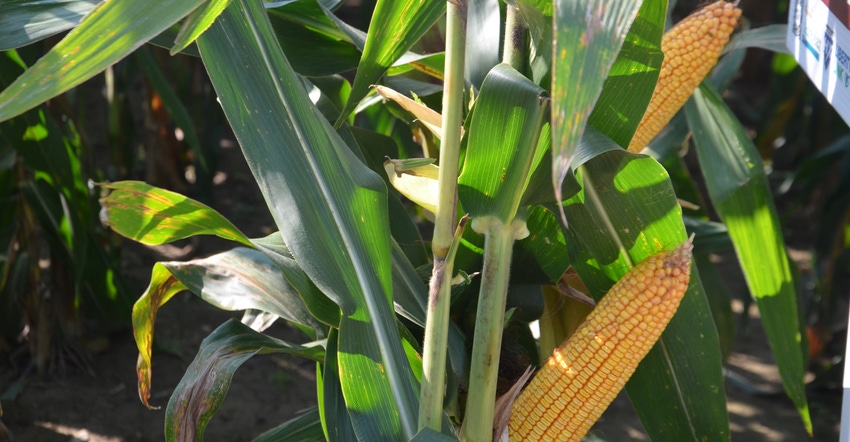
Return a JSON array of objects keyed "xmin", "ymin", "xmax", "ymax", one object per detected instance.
[{"xmin": 0, "ymin": 140, "xmax": 844, "ymax": 441}]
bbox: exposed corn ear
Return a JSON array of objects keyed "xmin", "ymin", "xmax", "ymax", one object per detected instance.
[
  {"xmin": 628, "ymin": 1, "xmax": 742, "ymax": 152},
  {"xmin": 508, "ymin": 239, "xmax": 693, "ymax": 441}
]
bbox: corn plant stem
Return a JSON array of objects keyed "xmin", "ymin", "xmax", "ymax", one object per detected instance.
[
  {"xmin": 460, "ymin": 222, "xmax": 516, "ymax": 442},
  {"xmin": 419, "ymin": 216, "xmax": 468, "ymax": 430},
  {"xmin": 431, "ymin": 0, "xmax": 466, "ymax": 259},
  {"xmin": 418, "ymin": 0, "xmax": 467, "ymax": 432},
  {"xmin": 501, "ymin": 4, "xmax": 527, "ymax": 73}
]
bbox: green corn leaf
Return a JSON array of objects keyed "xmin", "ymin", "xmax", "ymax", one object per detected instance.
[
  {"xmin": 197, "ymin": 0, "xmax": 419, "ymax": 438},
  {"xmin": 458, "ymin": 63, "xmax": 549, "ymax": 228},
  {"xmin": 0, "ymin": 0, "xmax": 206, "ymax": 122},
  {"xmin": 685, "ymin": 82, "xmax": 812, "ymax": 435},
  {"xmin": 171, "ymin": 0, "xmax": 233, "ymax": 55},
  {"xmin": 160, "ymin": 247, "xmax": 326, "ymax": 338},
  {"xmin": 336, "ymin": 0, "xmax": 445, "ymax": 123},
  {"xmin": 587, "ymin": 0, "xmax": 665, "ymax": 148},
  {"xmin": 551, "ymin": 0, "xmax": 643, "ymax": 201},
  {"xmin": 165, "ymin": 319, "xmax": 325, "ymax": 441},
  {"xmin": 0, "ymin": 0, "xmax": 100, "ymax": 50},
  {"xmin": 98, "ymin": 180, "xmax": 252, "ymax": 247},
  {"xmin": 251, "ymin": 407, "xmax": 325, "ymax": 442}
]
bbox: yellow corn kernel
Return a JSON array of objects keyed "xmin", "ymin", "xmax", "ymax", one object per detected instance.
[
  {"xmin": 508, "ymin": 240, "xmax": 693, "ymax": 441},
  {"xmin": 627, "ymin": 1, "xmax": 742, "ymax": 152}
]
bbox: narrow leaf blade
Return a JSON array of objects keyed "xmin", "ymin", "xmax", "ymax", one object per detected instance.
[
  {"xmin": 685, "ymin": 83, "xmax": 812, "ymax": 434},
  {"xmin": 0, "ymin": 0, "xmax": 206, "ymax": 122}
]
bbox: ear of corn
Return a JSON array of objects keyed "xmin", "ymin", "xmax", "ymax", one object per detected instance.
[
  {"xmin": 628, "ymin": 1, "xmax": 742, "ymax": 152},
  {"xmin": 508, "ymin": 240, "xmax": 693, "ymax": 441}
]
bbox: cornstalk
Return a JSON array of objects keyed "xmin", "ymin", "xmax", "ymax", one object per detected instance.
[
  {"xmin": 502, "ymin": 4, "xmax": 527, "ymax": 73},
  {"xmin": 418, "ymin": 0, "xmax": 467, "ymax": 432},
  {"xmin": 460, "ymin": 220, "xmax": 517, "ymax": 442}
]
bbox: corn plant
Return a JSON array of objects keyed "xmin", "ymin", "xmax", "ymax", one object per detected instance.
[{"xmin": 0, "ymin": 0, "xmax": 815, "ymax": 440}]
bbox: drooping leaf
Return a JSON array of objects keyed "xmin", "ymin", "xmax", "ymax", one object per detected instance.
[
  {"xmin": 0, "ymin": 0, "xmax": 206, "ymax": 122},
  {"xmin": 160, "ymin": 247, "xmax": 326, "ymax": 338},
  {"xmin": 551, "ymin": 0, "xmax": 643, "ymax": 201},
  {"xmin": 197, "ymin": 0, "xmax": 419, "ymax": 438},
  {"xmin": 685, "ymin": 82, "xmax": 812, "ymax": 434},
  {"xmin": 165, "ymin": 319, "xmax": 325, "ymax": 441},
  {"xmin": 98, "ymin": 180, "xmax": 252, "ymax": 247},
  {"xmin": 723, "ymin": 24, "xmax": 790, "ymax": 55},
  {"xmin": 0, "ymin": 0, "xmax": 100, "ymax": 50},
  {"xmin": 562, "ymin": 148, "xmax": 729, "ymax": 440},
  {"xmin": 251, "ymin": 233, "xmax": 341, "ymax": 328}
]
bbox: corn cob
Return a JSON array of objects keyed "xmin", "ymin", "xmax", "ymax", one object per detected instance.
[
  {"xmin": 628, "ymin": 1, "xmax": 742, "ymax": 152},
  {"xmin": 508, "ymin": 240, "xmax": 693, "ymax": 441}
]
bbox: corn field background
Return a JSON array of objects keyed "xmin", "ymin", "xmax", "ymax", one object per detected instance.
[{"xmin": 1, "ymin": 0, "xmax": 849, "ymax": 440}]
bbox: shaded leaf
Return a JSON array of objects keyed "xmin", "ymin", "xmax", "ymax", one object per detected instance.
[
  {"xmin": 252, "ymin": 407, "xmax": 324, "ymax": 442},
  {"xmin": 165, "ymin": 319, "xmax": 324, "ymax": 441},
  {"xmin": 197, "ymin": 0, "xmax": 419, "ymax": 438},
  {"xmin": 161, "ymin": 247, "xmax": 325, "ymax": 338},
  {"xmin": 0, "ymin": 0, "xmax": 100, "ymax": 50}
]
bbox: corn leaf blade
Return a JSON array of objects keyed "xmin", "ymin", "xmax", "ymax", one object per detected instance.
[
  {"xmin": 159, "ymin": 247, "xmax": 326, "ymax": 338},
  {"xmin": 458, "ymin": 63, "xmax": 549, "ymax": 224},
  {"xmin": 0, "ymin": 0, "xmax": 206, "ymax": 122},
  {"xmin": 336, "ymin": 0, "xmax": 445, "ymax": 122},
  {"xmin": 171, "ymin": 0, "xmax": 232, "ymax": 54},
  {"xmin": 685, "ymin": 82, "xmax": 813, "ymax": 434},
  {"xmin": 587, "ymin": 0, "xmax": 665, "ymax": 148},
  {"xmin": 98, "ymin": 180, "xmax": 252, "ymax": 247},
  {"xmin": 551, "ymin": 0, "xmax": 642, "ymax": 200},
  {"xmin": 0, "ymin": 0, "xmax": 100, "ymax": 50},
  {"xmin": 165, "ymin": 319, "xmax": 325, "ymax": 441},
  {"xmin": 196, "ymin": 0, "xmax": 418, "ymax": 439}
]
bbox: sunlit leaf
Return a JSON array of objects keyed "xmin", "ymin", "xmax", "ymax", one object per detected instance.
[
  {"xmin": 336, "ymin": 0, "xmax": 445, "ymax": 123},
  {"xmin": 171, "ymin": 0, "xmax": 232, "ymax": 55},
  {"xmin": 686, "ymin": 82, "xmax": 812, "ymax": 434},
  {"xmin": 98, "ymin": 180, "xmax": 252, "ymax": 247},
  {"xmin": 458, "ymin": 64, "xmax": 549, "ymax": 227},
  {"xmin": 551, "ymin": 0, "xmax": 643, "ymax": 201},
  {"xmin": 0, "ymin": 0, "xmax": 206, "ymax": 122},
  {"xmin": 587, "ymin": 0, "xmax": 665, "ymax": 148}
]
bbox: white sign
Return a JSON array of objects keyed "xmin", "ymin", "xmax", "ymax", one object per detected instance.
[{"xmin": 788, "ymin": 0, "xmax": 850, "ymax": 126}]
